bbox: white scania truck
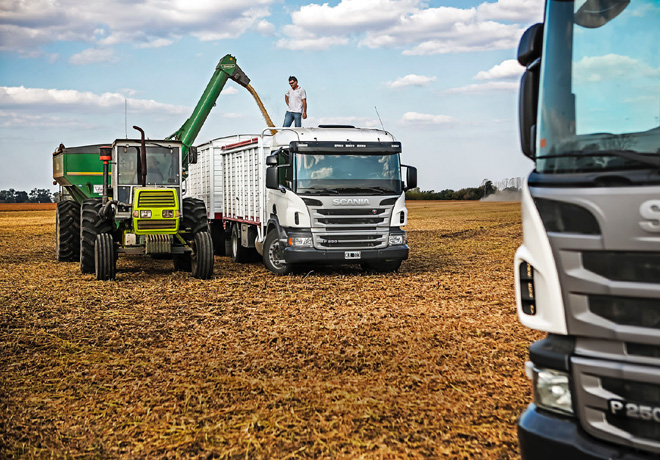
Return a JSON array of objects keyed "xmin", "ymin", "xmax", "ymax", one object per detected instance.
[
  {"xmin": 185, "ymin": 126, "xmax": 417, "ymax": 274},
  {"xmin": 514, "ymin": 0, "xmax": 659, "ymax": 459}
]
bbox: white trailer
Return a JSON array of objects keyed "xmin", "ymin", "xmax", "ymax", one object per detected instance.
[{"xmin": 185, "ymin": 126, "xmax": 417, "ymax": 274}]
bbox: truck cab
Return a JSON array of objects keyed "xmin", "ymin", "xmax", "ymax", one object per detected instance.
[
  {"xmin": 515, "ymin": 1, "xmax": 660, "ymax": 458},
  {"xmin": 263, "ymin": 127, "xmax": 416, "ymax": 274}
]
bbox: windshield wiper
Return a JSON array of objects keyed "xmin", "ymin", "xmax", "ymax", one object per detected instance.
[
  {"xmin": 334, "ymin": 186, "xmax": 396, "ymax": 194},
  {"xmin": 301, "ymin": 187, "xmax": 340, "ymax": 195},
  {"xmin": 537, "ymin": 150, "xmax": 660, "ymax": 169}
]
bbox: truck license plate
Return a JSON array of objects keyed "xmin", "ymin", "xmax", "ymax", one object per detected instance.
[{"xmin": 345, "ymin": 251, "xmax": 361, "ymax": 260}]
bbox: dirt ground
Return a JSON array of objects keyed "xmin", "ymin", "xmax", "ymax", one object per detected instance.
[{"xmin": 0, "ymin": 200, "xmax": 542, "ymax": 459}]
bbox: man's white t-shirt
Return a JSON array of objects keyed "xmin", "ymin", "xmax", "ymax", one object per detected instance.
[{"xmin": 286, "ymin": 87, "xmax": 306, "ymax": 113}]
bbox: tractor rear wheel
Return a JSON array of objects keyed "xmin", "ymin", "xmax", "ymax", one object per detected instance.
[
  {"xmin": 94, "ymin": 233, "xmax": 116, "ymax": 280},
  {"xmin": 56, "ymin": 200, "xmax": 80, "ymax": 262},
  {"xmin": 191, "ymin": 232, "xmax": 214, "ymax": 279},
  {"xmin": 181, "ymin": 198, "xmax": 208, "ymax": 236},
  {"xmin": 80, "ymin": 198, "xmax": 113, "ymax": 274}
]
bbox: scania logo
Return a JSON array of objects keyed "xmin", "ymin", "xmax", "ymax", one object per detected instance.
[
  {"xmin": 333, "ymin": 198, "xmax": 370, "ymax": 206},
  {"xmin": 639, "ymin": 200, "xmax": 660, "ymax": 233}
]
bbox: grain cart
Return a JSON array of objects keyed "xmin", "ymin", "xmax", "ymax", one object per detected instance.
[
  {"xmin": 186, "ymin": 126, "xmax": 417, "ymax": 275},
  {"xmin": 514, "ymin": 1, "xmax": 660, "ymax": 459},
  {"xmin": 54, "ymin": 127, "xmax": 214, "ymax": 280}
]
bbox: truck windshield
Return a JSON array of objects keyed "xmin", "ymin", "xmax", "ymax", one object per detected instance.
[
  {"xmin": 536, "ymin": 0, "xmax": 660, "ymax": 174},
  {"xmin": 295, "ymin": 153, "xmax": 402, "ymax": 195},
  {"xmin": 117, "ymin": 145, "xmax": 180, "ymax": 185}
]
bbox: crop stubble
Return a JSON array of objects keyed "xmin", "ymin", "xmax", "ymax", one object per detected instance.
[{"xmin": 0, "ymin": 201, "xmax": 542, "ymax": 459}]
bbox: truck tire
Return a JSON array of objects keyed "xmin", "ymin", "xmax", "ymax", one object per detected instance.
[
  {"xmin": 191, "ymin": 231, "xmax": 214, "ymax": 279},
  {"xmin": 230, "ymin": 223, "xmax": 249, "ymax": 263},
  {"xmin": 210, "ymin": 221, "xmax": 226, "ymax": 256},
  {"xmin": 80, "ymin": 198, "xmax": 113, "ymax": 274},
  {"xmin": 94, "ymin": 233, "xmax": 116, "ymax": 281},
  {"xmin": 56, "ymin": 200, "xmax": 80, "ymax": 262},
  {"xmin": 181, "ymin": 197, "xmax": 208, "ymax": 236},
  {"xmin": 263, "ymin": 230, "xmax": 291, "ymax": 275},
  {"xmin": 361, "ymin": 260, "xmax": 402, "ymax": 273}
]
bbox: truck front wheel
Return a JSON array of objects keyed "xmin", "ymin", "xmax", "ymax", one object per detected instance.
[{"xmin": 263, "ymin": 231, "xmax": 291, "ymax": 275}]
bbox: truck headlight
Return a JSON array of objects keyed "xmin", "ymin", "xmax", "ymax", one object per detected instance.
[
  {"xmin": 288, "ymin": 236, "xmax": 312, "ymax": 247},
  {"xmin": 162, "ymin": 209, "xmax": 174, "ymax": 218},
  {"xmin": 389, "ymin": 234, "xmax": 406, "ymax": 245},
  {"xmin": 140, "ymin": 210, "xmax": 152, "ymax": 218},
  {"xmin": 527, "ymin": 362, "xmax": 573, "ymax": 415}
]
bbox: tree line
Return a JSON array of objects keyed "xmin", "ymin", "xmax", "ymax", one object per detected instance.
[
  {"xmin": 0, "ymin": 189, "xmax": 54, "ymax": 203},
  {"xmin": 405, "ymin": 179, "xmax": 522, "ymax": 200}
]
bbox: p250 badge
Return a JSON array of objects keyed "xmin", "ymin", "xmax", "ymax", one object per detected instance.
[{"xmin": 609, "ymin": 399, "xmax": 660, "ymax": 423}]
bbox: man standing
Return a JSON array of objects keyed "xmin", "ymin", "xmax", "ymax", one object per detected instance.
[{"xmin": 283, "ymin": 76, "xmax": 307, "ymax": 127}]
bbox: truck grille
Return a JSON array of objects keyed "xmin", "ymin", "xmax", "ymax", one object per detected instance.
[
  {"xmin": 573, "ymin": 358, "xmax": 660, "ymax": 455},
  {"xmin": 137, "ymin": 190, "xmax": 176, "ymax": 207},
  {"xmin": 137, "ymin": 220, "xmax": 177, "ymax": 230},
  {"xmin": 583, "ymin": 251, "xmax": 660, "ymax": 283},
  {"xmin": 308, "ymin": 205, "xmax": 391, "ymax": 250},
  {"xmin": 589, "ymin": 295, "xmax": 660, "ymax": 329}
]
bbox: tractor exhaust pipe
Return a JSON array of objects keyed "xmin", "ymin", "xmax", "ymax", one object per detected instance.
[
  {"xmin": 133, "ymin": 125, "xmax": 147, "ymax": 187},
  {"xmin": 99, "ymin": 146, "xmax": 112, "ymax": 204}
]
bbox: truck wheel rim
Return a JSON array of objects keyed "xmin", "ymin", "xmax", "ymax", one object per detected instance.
[{"xmin": 268, "ymin": 240, "xmax": 285, "ymax": 269}]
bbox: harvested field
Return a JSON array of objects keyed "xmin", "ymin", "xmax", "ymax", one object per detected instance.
[{"xmin": 0, "ymin": 201, "xmax": 543, "ymax": 459}]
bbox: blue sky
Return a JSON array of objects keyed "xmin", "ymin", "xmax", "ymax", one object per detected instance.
[{"xmin": 0, "ymin": 0, "xmax": 545, "ymax": 193}]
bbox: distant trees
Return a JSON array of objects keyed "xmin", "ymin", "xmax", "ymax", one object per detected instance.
[
  {"xmin": 0, "ymin": 188, "xmax": 53, "ymax": 203},
  {"xmin": 405, "ymin": 178, "xmax": 521, "ymax": 201}
]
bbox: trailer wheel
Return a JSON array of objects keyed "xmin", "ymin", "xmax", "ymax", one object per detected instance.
[
  {"xmin": 56, "ymin": 200, "xmax": 80, "ymax": 262},
  {"xmin": 263, "ymin": 230, "xmax": 291, "ymax": 275},
  {"xmin": 210, "ymin": 221, "xmax": 226, "ymax": 256},
  {"xmin": 361, "ymin": 260, "xmax": 402, "ymax": 273},
  {"xmin": 230, "ymin": 223, "xmax": 249, "ymax": 263},
  {"xmin": 191, "ymin": 232, "xmax": 214, "ymax": 279},
  {"xmin": 94, "ymin": 233, "xmax": 116, "ymax": 281},
  {"xmin": 80, "ymin": 198, "xmax": 113, "ymax": 274},
  {"xmin": 181, "ymin": 197, "xmax": 208, "ymax": 235}
]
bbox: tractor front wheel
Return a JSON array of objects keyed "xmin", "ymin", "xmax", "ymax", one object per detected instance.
[
  {"xmin": 191, "ymin": 232, "xmax": 214, "ymax": 279},
  {"xmin": 94, "ymin": 233, "xmax": 116, "ymax": 280}
]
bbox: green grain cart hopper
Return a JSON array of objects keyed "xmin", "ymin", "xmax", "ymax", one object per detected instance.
[{"xmin": 52, "ymin": 54, "xmax": 259, "ymax": 280}]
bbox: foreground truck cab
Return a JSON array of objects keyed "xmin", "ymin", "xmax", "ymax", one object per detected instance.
[
  {"xmin": 187, "ymin": 126, "xmax": 417, "ymax": 275},
  {"xmin": 514, "ymin": 1, "xmax": 660, "ymax": 459}
]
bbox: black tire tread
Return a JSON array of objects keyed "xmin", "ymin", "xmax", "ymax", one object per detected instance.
[
  {"xmin": 80, "ymin": 198, "xmax": 113, "ymax": 274},
  {"xmin": 191, "ymin": 232, "xmax": 214, "ymax": 279},
  {"xmin": 56, "ymin": 200, "xmax": 80, "ymax": 262}
]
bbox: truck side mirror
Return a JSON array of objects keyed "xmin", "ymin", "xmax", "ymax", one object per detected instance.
[
  {"xmin": 517, "ymin": 23, "xmax": 543, "ymax": 159},
  {"xmin": 266, "ymin": 166, "xmax": 279, "ymax": 190},
  {"xmin": 266, "ymin": 155, "xmax": 278, "ymax": 166},
  {"xmin": 404, "ymin": 165, "xmax": 417, "ymax": 191},
  {"xmin": 189, "ymin": 146, "xmax": 198, "ymax": 165}
]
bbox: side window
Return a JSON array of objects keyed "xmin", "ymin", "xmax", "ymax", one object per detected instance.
[{"xmin": 277, "ymin": 150, "xmax": 292, "ymax": 188}]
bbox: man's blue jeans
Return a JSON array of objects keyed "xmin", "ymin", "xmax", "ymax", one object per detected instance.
[{"xmin": 283, "ymin": 111, "xmax": 302, "ymax": 127}]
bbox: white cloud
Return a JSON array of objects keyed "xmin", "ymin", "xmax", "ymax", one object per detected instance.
[
  {"xmin": 255, "ymin": 19, "xmax": 276, "ymax": 35},
  {"xmin": 386, "ymin": 74, "xmax": 437, "ymax": 88},
  {"xmin": 0, "ymin": 86, "xmax": 189, "ymax": 115},
  {"xmin": 0, "ymin": 110, "xmax": 95, "ymax": 128},
  {"xmin": 445, "ymin": 81, "xmax": 519, "ymax": 93},
  {"xmin": 69, "ymin": 48, "xmax": 118, "ymax": 65},
  {"xmin": 573, "ymin": 54, "xmax": 660, "ymax": 83},
  {"xmin": 276, "ymin": 36, "xmax": 349, "ymax": 51},
  {"xmin": 278, "ymin": 0, "xmax": 543, "ymax": 54},
  {"xmin": 474, "ymin": 59, "xmax": 524, "ymax": 80},
  {"xmin": 400, "ymin": 112, "xmax": 456, "ymax": 126},
  {"xmin": 222, "ymin": 86, "xmax": 239, "ymax": 95},
  {"xmin": 0, "ymin": 0, "xmax": 274, "ymax": 55}
]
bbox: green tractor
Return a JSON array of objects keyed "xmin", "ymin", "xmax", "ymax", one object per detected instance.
[{"xmin": 54, "ymin": 126, "xmax": 214, "ymax": 280}]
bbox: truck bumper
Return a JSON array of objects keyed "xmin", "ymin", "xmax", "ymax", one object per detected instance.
[
  {"xmin": 282, "ymin": 245, "xmax": 409, "ymax": 264},
  {"xmin": 518, "ymin": 404, "xmax": 656, "ymax": 460}
]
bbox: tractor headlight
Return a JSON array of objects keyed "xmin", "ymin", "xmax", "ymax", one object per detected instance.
[
  {"xmin": 162, "ymin": 210, "xmax": 174, "ymax": 218},
  {"xmin": 527, "ymin": 362, "xmax": 574, "ymax": 415},
  {"xmin": 288, "ymin": 236, "xmax": 313, "ymax": 247},
  {"xmin": 389, "ymin": 234, "xmax": 406, "ymax": 245},
  {"xmin": 140, "ymin": 210, "xmax": 152, "ymax": 218}
]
